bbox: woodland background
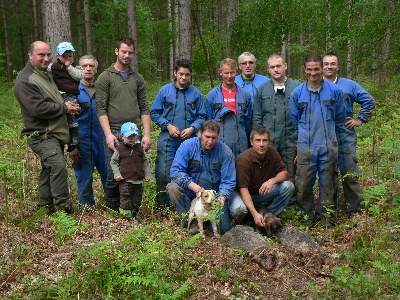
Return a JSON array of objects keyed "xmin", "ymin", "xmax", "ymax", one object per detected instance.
[
  {"xmin": 1, "ymin": 0, "xmax": 400, "ymax": 299},
  {"xmin": 0, "ymin": 0, "xmax": 399, "ymax": 86}
]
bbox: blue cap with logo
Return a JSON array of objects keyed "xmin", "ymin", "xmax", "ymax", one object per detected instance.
[
  {"xmin": 56, "ymin": 42, "xmax": 75, "ymax": 55},
  {"xmin": 121, "ymin": 122, "xmax": 139, "ymax": 137}
]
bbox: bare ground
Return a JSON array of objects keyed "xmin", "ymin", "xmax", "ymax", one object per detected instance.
[{"xmin": 0, "ymin": 191, "xmax": 371, "ymax": 300}]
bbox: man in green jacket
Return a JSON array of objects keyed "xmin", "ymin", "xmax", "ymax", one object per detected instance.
[
  {"xmin": 14, "ymin": 41, "xmax": 80, "ymax": 214},
  {"xmin": 96, "ymin": 36, "xmax": 152, "ymax": 211},
  {"xmin": 253, "ymin": 54, "xmax": 301, "ymax": 202}
]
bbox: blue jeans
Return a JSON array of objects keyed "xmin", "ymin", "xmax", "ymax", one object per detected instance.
[
  {"xmin": 166, "ymin": 182, "xmax": 232, "ymax": 234},
  {"xmin": 230, "ymin": 181, "xmax": 294, "ymax": 221}
]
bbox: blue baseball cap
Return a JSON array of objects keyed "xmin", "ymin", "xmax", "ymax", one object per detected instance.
[
  {"xmin": 56, "ymin": 42, "xmax": 75, "ymax": 55},
  {"xmin": 121, "ymin": 122, "xmax": 139, "ymax": 137}
]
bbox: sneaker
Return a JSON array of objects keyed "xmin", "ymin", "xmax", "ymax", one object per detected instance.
[{"xmin": 188, "ymin": 222, "xmax": 200, "ymax": 235}]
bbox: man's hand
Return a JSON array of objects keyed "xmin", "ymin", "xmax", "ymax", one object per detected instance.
[
  {"xmin": 167, "ymin": 124, "xmax": 181, "ymax": 138},
  {"xmin": 217, "ymin": 196, "xmax": 226, "ymax": 206},
  {"xmin": 105, "ymin": 133, "xmax": 118, "ymax": 150},
  {"xmin": 345, "ymin": 117, "xmax": 363, "ymax": 129},
  {"xmin": 141, "ymin": 135, "xmax": 152, "ymax": 151},
  {"xmin": 65, "ymin": 101, "xmax": 80, "ymax": 116},
  {"xmin": 259, "ymin": 179, "xmax": 275, "ymax": 196},
  {"xmin": 180, "ymin": 127, "xmax": 194, "ymax": 140},
  {"xmin": 68, "ymin": 148, "xmax": 80, "ymax": 162},
  {"xmin": 115, "ymin": 175, "xmax": 123, "ymax": 181},
  {"xmin": 188, "ymin": 182, "xmax": 203, "ymax": 194},
  {"xmin": 253, "ymin": 212, "xmax": 265, "ymax": 227}
]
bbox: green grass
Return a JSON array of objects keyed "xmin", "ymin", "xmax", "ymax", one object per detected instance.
[{"xmin": 1, "ymin": 78, "xmax": 400, "ymax": 299}]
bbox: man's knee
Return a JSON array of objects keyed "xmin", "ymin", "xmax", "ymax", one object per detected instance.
[
  {"xmin": 282, "ymin": 181, "xmax": 295, "ymax": 195},
  {"xmin": 166, "ymin": 182, "xmax": 182, "ymax": 204}
]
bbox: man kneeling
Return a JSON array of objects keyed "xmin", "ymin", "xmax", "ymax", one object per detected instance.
[{"xmin": 230, "ymin": 125, "xmax": 294, "ymax": 228}]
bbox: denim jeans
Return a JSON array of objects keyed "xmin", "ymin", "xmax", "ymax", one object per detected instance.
[{"xmin": 230, "ymin": 181, "xmax": 294, "ymax": 220}]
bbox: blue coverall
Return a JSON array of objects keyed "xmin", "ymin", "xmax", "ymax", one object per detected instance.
[
  {"xmin": 167, "ymin": 137, "xmax": 236, "ymax": 233},
  {"xmin": 235, "ymin": 73, "xmax": 269, "ymax": 103},
  {"xmin": 334, "ymin": 77, "xmax": 375, "ymax": 215},
  {"xmin": 150, "ymin": 83, "xmax": 206, "ymax": 207},
  {"xmin": 205, "ymin": 86, "xmax": 252, "ymax": 159},
  {"xmin": 290, "ymin": 81, "xmax": 345, "ymax": 222},
  {"xmin": 73, "ymin": 82, "xmax": 107, "ymax": 207}
]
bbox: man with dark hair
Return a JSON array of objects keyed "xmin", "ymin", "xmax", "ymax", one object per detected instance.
[
  {"xmin": 322, "ymin": 52, "xmax": 376, "ymax": 217},
  {"xmin": 151, "ymin": 59, "xmax": 206, "ymax": 208},
  {"xmin": 253, "ymin": 54, "xmax": 301, "ymax": 196},
  {"xmin": 235, "ymin": 51, "xmax": 269, "ymax": 103},
  {"xmin": 167, "ymin": 120, "xmax": 236, "ymax": 234},
  {"xmin": 96, "ymin": 36, "xmax": 152, "ymax": 211},
  {"xmin": 14, "ymin": 41, "xmax": 80, "ymax": 214},
  {"xmin": 230, "ymin": 126, "xmax": 294, "ymax": 226},
  {"xmin": 290, "ymin": 54, "xmax": 345, "ymax": 226},
  {"xmin": 69, "ymin": 55, "xmax": 107, "ymax": 211}
]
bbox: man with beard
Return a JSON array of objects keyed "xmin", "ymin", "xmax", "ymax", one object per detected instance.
[
  {"xmin": 96, "ymin": 37, "xmax": 152, "ymax": 211},
  {"xmin": 230, "ymin": 126, "xmax": 294, "ymax": 226}
]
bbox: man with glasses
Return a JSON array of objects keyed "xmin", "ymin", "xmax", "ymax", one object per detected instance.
[
  {"xmin": 322, "ymin": 52, "xmax": 375, "ymax": 217},
  {"xmin": 235, "ymin": 52, "xmax": 269, "ymax": 103},
  {"xmin": 253, "ymin": 54, "xmax": 301, "ymax": 203}
]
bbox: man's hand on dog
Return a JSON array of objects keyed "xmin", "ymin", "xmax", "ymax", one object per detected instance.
[
  {"xmin": 189, "ymin": 182, "xmax": 203, "ymax": 194},
  {"xmin": 254, "ymin": 212, "xmax": 265, "ymax": 227}
]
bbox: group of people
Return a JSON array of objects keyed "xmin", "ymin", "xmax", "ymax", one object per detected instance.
[{"xmin": 14, "ymin": 37, "xmax": 375, "ymax": 234}]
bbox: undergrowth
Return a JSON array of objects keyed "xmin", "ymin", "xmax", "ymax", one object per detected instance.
[{"xmin": 1, "ymin": 78, "xmax": 400, "ymax": 299}]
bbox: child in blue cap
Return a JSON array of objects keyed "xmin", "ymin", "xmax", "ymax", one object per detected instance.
[
  {"xmin": 49, "ymin": 41, "xmax": 84, "ymax": 151},
  {"xmin": 110, "ymin": 122, "xmax": 151, "ymax": 220}
]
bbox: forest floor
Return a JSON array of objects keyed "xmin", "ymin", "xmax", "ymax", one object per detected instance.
[{"xmin": 1, "ymin": 190, "xmax": 370, "ymax": 299}]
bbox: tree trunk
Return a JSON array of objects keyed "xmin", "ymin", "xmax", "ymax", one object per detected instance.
[
  {"xmin": 83, "ymin": 0, "xmax": 92, "ymax": 55},
  {"xmin": 174, "ymin": 0, "xmax": 179, "ymax": 60},
  {"xmin": 326, "ymin": 0, "xmax": 332, "ymax": 50},
  {"xmin": 225, "ymin": 0, "xmax": 235, "ymax": 57},
  {"xmin": 43, "ymin": 0, "xmax": 71, "ymax": 56},
  {"xmin": 76, "ymin": 1, "xmax": 83, "ymax": 57},
  {"xmin": 127, "ymin": 0, "xmax": 138, "ymax": 71},
  {"xmin": 15, "ymin": 0, "xmax": 26, "ymax": 69},
  {"xmin": 32, "ymin": 0, "xmax": 39, "ymax": 40},
  {"xmin": 379, "ymin": 0, "xmax": 394, "ymax": 87},
  {"xmin": 179, "ymin": 0, "xmax": 191, "ymax": 61},
  {"xmin": 1, "ymin": 0, "xmax": 13, "ymax": 81},
  {"xmin": 346, "ymin": 0, "xmax": 353, "ymax": 78},
  {"xmin": 168, "ymin": 0, "xmax": 174, "ymax": 82}
]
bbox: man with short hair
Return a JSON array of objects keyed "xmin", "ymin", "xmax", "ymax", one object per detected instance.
[
  {"xmin": 235, "ymin": 51, "xmax": 269, "ymax": 103},
  {"xmin": 230, "ymin": 126, "xmax": 294, "ymax": 227},
  {"xmin": 14, "ymin": 41, "xmax": 80, "ymax": 214},
  {"xmin": 290, "ymin": 54, "xmax": 345, "ymax": 226},
  {"xmin": 167, "ymin": 120, "xmax": 236, "ymax": 234},
  {"xmin": 69, "ymin": 55, "xmax": 107, "ymax": 211},
  {"xmin": 206, "ymin": 58, "xmax": 253, "ymax": 159},
  {"xmin": 96, "ymin": 37, "xmax": 152, "ymax": 211},
  {"xmin": 151, "ymin": 59, "xmax": 206, "ymax": 208},
  {"xmin": 253, "ymin": 54, "xmax": 301, "ymax": 192},
  {"xmin": 322, "ymin": 52, "xmax": 376, "ymax": 217}
]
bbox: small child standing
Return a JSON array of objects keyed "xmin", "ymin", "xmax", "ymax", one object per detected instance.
[
  {"xmin": 110, "ymin": 122, "xmax": 151, "ymax": 220},
  {"xmin": 50, "ymin": 41, "xmax": 83, "ymax": 151}
]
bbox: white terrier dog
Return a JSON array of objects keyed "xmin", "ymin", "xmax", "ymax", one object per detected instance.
[{"xmin": 187, "ymin": 189, "xmax": 221, "ymax": 239}]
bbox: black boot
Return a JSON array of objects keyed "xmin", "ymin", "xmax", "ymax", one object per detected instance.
[{"xmin": 69, "ymin": 127, "xmax": 80, "ymax": 150}]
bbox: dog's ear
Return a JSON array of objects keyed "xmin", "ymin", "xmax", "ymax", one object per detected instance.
[{"xmin": 196, "ymin": 191, "xmax": 202, "ymax": 198}]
